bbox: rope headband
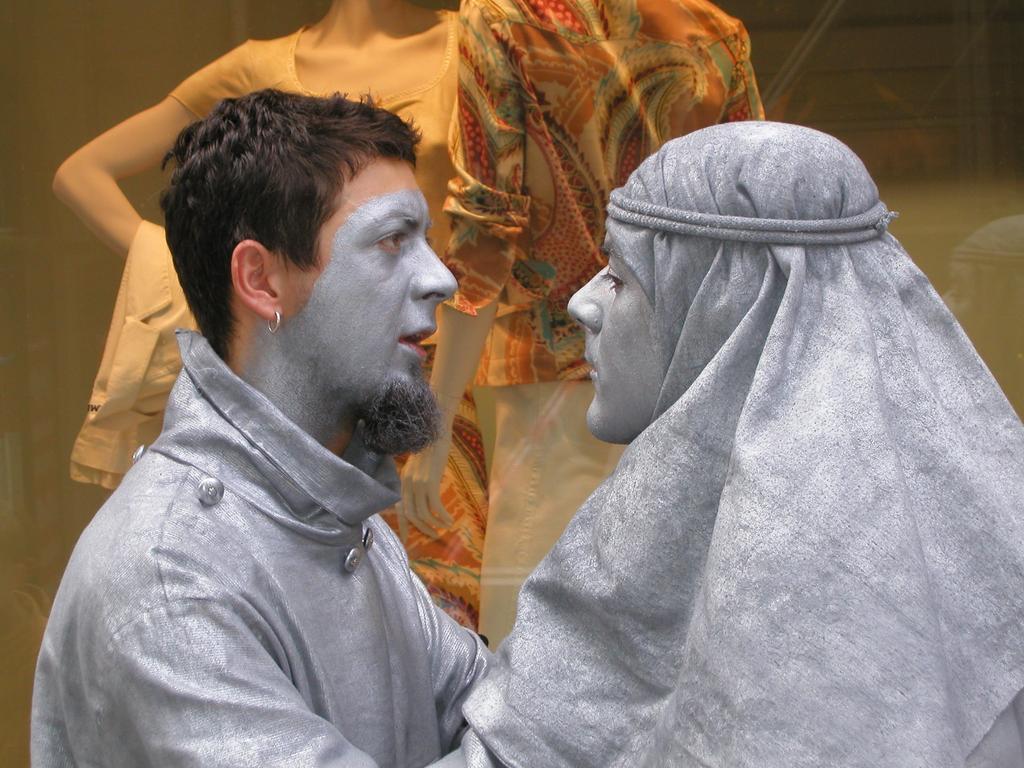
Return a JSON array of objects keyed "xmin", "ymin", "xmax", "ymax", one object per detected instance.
[{"xmin": 607, "ymin": 189, "xmax": 898, "ymax": 246}]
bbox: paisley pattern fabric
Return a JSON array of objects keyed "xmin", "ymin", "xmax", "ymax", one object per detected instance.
[
  {"xmin": 445, "ymin": 0, "xmax": 764, "ymax": 386},
  {"xmin": 385, "ymin": 374, "xmax": 489, "ymax": 631}
]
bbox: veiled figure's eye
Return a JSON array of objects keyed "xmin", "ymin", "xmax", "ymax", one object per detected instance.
[{"xmin": 602, "ymin": 268, "xmax": 624, "ymax": 292}]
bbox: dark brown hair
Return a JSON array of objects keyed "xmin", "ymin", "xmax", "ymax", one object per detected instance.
[{"xmin": 161, "ymin": 89, "xmax": 419, "ymax": 357}]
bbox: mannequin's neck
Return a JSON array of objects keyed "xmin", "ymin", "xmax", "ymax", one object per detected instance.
[{"xmin": 312, "ymin": 0, "xmax": 439, "ymax": 47}]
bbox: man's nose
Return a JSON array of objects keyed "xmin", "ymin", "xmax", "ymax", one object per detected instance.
[
  {"xmin": 567, "ymin": 272, "xmax": 603, "ymax": 332},
  {"xmin": 413, "ymin": 243, "xmax": 458, "ymax": 303}
]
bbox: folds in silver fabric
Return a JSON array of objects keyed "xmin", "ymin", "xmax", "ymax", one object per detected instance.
[{"xmin": 462, "ymin": 121, "xmax": 1024, "ymax": 768}]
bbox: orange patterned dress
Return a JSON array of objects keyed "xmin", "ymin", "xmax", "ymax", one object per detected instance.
[
  {"xmin": 383, "ymin": 365, "xmax": 488, "ymax": 631},
  {"xmin": 445, "ymin": 0, "xmax": 764, "ymax": 387}
]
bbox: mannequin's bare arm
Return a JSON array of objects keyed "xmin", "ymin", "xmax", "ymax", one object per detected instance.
[
  {"xmin": 53, "ymin": 97, "xmax": 195, "ymax": 256},
  {"xmin": 400, "ymin": 300, "xmax": 497, "ymax": 540}
]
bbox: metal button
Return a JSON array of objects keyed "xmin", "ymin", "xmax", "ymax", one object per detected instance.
[
  {"xmin": 362, "ymin": 526, "xmax": 374, "ymax": 552},
  {"xmin": 131, "ymin": 444, "xmax": 146, "ymax": 465},
  {"xmin": 343, "ymin": 545, "xmax": 365, "ymax": 574},
  {"xmin": 197, "ymin": 477, "xmax": 224, "ymax": 506}
]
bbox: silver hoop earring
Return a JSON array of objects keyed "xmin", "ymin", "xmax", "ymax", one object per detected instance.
[{"xmin": 268, "ymin": 310, "xmax": 282, "ymax": 333}]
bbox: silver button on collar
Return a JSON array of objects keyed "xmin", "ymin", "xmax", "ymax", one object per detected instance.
[
  {"xmin": 362, "ymin": 526, "xmax": 374, "ymax": 552},
  {"xmin": 343, "ymin": 545, "xmax": 365, "ymax": 574},
  {"xmin": 131, "ymin": 444, "xmax": 147, "ymax": 465},
  {"xmin": 197, "ymin": 477, "xmax": 224, "ymax": 506}
]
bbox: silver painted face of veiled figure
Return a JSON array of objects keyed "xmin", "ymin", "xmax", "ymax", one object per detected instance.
[
  {"xmin": 568, "ymin": 220, "xmax": 662, "ymax": 444},
  {"xmin": 251, "ymin": 159, "xmax": 457, "ymax": 451}
]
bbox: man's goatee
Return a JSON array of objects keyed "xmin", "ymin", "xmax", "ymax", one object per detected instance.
[{"xmin": 359, "ymin": 376, "xmax": 441, "ymax": 455}]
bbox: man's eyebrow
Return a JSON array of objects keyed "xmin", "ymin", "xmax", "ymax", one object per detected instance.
[
  {"xmin": 371, "ymin": 213, "xmax": 420, "ymax": 232},
  {"xmin": 392, "ymin": 212, "xmax": 428, "ymax": 229}
]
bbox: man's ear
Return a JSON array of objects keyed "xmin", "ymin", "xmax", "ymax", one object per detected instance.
[{"xmin": 231, "ymin": 239, "xmax": 285, "ymax": 325}]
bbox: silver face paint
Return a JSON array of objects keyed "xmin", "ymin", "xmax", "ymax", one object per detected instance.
[
  {"xmin": 245, "ymin": 187, "xmax": 456, "ymax": 448},
  {"xmin": 568, "ymin": 220, "xmax": 662, "ymax": 444}
]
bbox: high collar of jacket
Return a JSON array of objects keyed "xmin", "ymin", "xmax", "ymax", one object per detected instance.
[{"xmin": 152, "ymin": 331, "xmax": 400, "ymax": 544}]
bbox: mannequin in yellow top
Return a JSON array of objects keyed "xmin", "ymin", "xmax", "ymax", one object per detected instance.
[
  {"xmin": 54, "ymin": 0, "xmax": 453, "ymax": 257},
  {"xmin": 54, "ymin": 0, "xmax": 489, "ymax": 629}
]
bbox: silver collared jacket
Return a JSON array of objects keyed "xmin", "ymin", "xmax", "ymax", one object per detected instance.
[{"xmin": 32, "ymin": 331, "xmax": 491, "ymax": 768}]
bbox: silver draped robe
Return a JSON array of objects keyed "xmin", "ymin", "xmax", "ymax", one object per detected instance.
[
  {"xmin": 32, "ymin": 331, "xmax": 491, "ymax": 767},
  {"xmin": 458, "ymin": 123, "xmax": 1024, "ymax": 767}
]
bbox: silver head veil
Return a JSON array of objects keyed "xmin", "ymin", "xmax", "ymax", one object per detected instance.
[{"xmin": 461, "ymin": 122, "xmax": 1024, "ymax": 768}]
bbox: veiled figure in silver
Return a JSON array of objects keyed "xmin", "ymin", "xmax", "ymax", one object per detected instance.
[{"xmin": 456, "ymin": 122, "xmax": 1024, "ymax": 767}]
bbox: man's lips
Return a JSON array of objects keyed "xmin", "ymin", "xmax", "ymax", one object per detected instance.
[{"xmin": 399, "ymin": 330, "xmax": 433, "ymax": 357}]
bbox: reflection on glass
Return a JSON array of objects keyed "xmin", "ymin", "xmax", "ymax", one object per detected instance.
[
  {"xmin": 1, "ymin": 0, "xmax": 1021, "ymax": 763},
  {"xmin": 944, "ymin": 215, "xmax": 1024, "ymax": 415}
]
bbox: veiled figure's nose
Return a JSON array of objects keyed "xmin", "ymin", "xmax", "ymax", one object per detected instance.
[{"xmin": 568, "ymin": 272, "xmax": 604, "ymax": 333}]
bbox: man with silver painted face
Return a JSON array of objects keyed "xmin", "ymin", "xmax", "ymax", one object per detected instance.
[
  {"xmin": 446, "ymin": 122, "xmax": 1024, "ymax": 767},
  {"xmin": 32, "ymin": 90, "xmax": 490, "ymax": 768}
]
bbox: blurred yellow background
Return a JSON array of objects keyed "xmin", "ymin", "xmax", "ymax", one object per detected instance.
[{"xmin": 1, "ymin": 0, "xmax": 1020, "ymax": 763}]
